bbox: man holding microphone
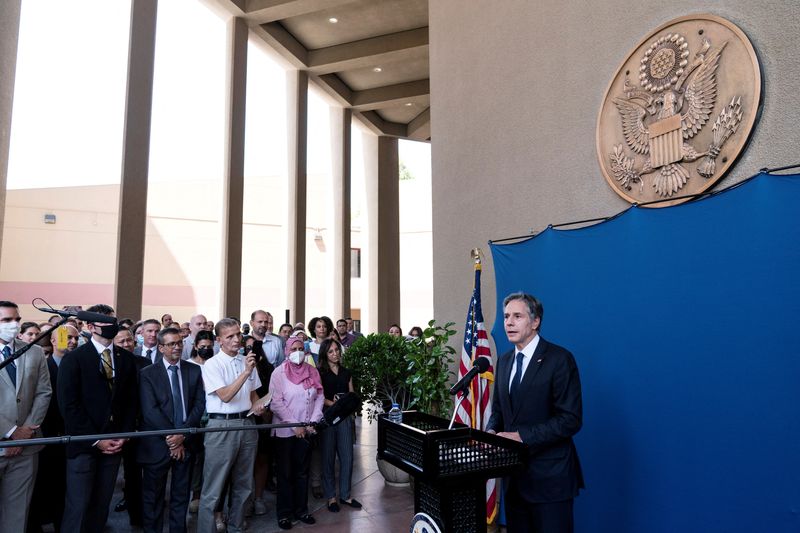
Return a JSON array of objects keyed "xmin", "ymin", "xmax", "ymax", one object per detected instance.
[{"xmin": 198, "ymin": 318, "xmax": 265, "ymax": 533}]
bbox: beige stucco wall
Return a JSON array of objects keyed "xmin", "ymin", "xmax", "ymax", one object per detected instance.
[
  {"xmin": 429, "ymin": 1, "xmax": 800, "ymax": 338},
  {"xmin": 0, "ymin": 170, "xmax": 433, "ymax": 328}
]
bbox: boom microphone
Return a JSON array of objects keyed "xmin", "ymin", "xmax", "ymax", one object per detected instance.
[
  {"xmin": 449, "ymin": 357, "xmax": 491, "ymax": 396},
  {"xmin": 314, "ymin": 392, "xmax": 361, "ymax": 430},
  {"xmin": 39, "ymin": 306, "xmax": 118, "ymax": 324}
]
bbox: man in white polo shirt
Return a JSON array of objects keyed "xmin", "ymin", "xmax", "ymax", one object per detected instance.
[{"xmin": 198, "ymin": 318, "xmax": 265, "ymax": 533}]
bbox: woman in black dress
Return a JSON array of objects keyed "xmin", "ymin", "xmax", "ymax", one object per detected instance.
[{"xmin": 317, "ymin": 338, "xmax": 362, "ymax": 512}]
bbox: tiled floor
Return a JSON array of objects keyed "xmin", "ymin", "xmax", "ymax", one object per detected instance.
[{"xmin": 100, "ymin": 416, "xmax": 416, "ymax": 532}]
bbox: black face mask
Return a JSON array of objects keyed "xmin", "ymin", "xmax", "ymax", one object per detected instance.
[
  {"xmin": 96, "ymin": 322, "xmax": 120, "ymax": 340},
  {"xmin": 197, "ymin": 347, "xmax": 214, "ymax": 360}
]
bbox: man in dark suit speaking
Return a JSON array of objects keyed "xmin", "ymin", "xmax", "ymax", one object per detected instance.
[
  {"xmin": 138, "ymin": 326, "xmax": 204, "ymax": 533},
  {"xmin": 487, "ymin": 292, "xmax": 584, "ymax": 533}
]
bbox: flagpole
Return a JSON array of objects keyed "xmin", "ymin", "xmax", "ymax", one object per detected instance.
[
  {"xmin": 469, "ymin": 249, "xmax": 481, "ymax": 428},
  {"xmin": 459, "ymin": 248, "xmax": 499, "ymax": 524}
]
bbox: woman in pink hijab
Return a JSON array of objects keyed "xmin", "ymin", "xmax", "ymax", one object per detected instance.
[{"xmin": 268, "ymin": 335, "xmax": 324, "ymax": 530}]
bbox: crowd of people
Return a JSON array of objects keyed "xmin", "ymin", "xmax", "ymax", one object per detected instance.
[{"xmin": 0, "ymin": 299, "xmax": 414, "ymax": 533}]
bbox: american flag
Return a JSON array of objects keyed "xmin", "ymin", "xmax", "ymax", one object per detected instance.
[{"xmin": 454, "ymin": 262, "xmax": 497, "ymax": 522}]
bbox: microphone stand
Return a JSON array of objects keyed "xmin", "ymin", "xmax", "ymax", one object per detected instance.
[
  {"xmin": 449, "ymin": 376, "xmax": 481, "ymax": 430},
  {"xmin": 0, "ymin": 316, "xmax": 70, "ymax": 371}
]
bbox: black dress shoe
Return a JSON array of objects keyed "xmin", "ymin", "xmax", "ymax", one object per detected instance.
[
  {"xmin": 114, "ymin": 498, "xmax": 127, "ymax": 512},
  {"xmin": 327, "ymin": 502, "xmax": 340, "ymax": 513},
  {"xmin": 278, "ymin": 518, "xmax": 292, "ymax": 530},
  {"xmin": 340, "ymin": 498, "xmax": 363, "ymax": 509},
  {"xmin": 296, "ymin": 514, "xmax": 316, "ymax": 525}
]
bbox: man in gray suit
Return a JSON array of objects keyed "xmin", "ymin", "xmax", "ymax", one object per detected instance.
[{"xmin": 0, "ymin": 300, "xmax": 52, "ymax": 531}]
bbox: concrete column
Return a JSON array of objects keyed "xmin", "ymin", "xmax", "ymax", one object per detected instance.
[
  {"xmin": 331, "ymin": 107, "xmax": 351, "ymax": 319},
  {"xmin": 114, "ymin": 0, "xmax": 158, "ymax": 320},
  {"xmin": 219, "ymin": 17, "xmax": 248, "ymax": 319},
  {"xmin": 0, "ymin": 0, "xmax": 22, "ymax": 266},
  {"xmin": 286, "ymin": 70, "xmax": 308, "ymax": 324},
  {"xmin": 365, "ymin": 135, "xmax": 399, "ymax": 333}
]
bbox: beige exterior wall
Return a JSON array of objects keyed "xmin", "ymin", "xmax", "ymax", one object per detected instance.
[
  {"xmin": 0, "ymin": 171, "xmax": 432, "ymax": 328},
  {"xmin": 429, "ymin": 1, "xmax": 800, "ymax": 335}
]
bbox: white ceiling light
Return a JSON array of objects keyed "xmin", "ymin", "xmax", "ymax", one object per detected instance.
[
  {"xmin": 373, "ymin": 66, "xmax": 382, "ymax": 73},
  {"xmin": 328, "ymin": 17, "xmax": 338, "ymax": 23}
]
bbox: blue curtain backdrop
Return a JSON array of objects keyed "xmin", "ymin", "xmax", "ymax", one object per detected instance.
[{"xmin": 489, "ymin": 172, "xmax": 800, "ymax": 532}]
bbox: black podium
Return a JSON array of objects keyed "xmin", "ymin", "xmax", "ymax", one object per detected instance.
[{"xmin": 377, "ymin": 411, "xmax": 526, "ymax": 533}]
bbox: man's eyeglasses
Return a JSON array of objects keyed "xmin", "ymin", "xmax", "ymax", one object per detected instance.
[{"xmin": 159, "ymin": 341, "xmax": 184, "ymax": 349}]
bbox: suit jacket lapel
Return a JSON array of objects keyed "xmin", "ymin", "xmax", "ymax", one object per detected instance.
[
  {"xmin": 111, "ymin": 350, "xmax": 123, "ymax": 394},
  {"xmin": 11, "ymin": 340, "xmax": 25, "ymax": 392},
  {"xmin": 499, "ymin": 351, "xmax": 515, "ymax": 417},
  {"xmin": 510, "ymin": 337, "xmax": 548, "ymax": 422},
  {"xmin": 0, "ymin": 356, "xmax": 13, "ymax": 389},
  {"xmin": 157, "ymin": 364, "xmax": 174, "ymax": 424},
  {"xmin": 180, "ymin": 364, "xmax": 190, "ymax": 417}
]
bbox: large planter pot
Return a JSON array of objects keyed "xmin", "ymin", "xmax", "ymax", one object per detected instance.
[{"xmin": 376, "ymin": 456, "xmax": 410, "ymax": 486}]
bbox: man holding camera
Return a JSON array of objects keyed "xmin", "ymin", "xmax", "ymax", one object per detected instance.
[{"xmin": 198, "ymin": 319, "xmax": 265, "ymax": 533}]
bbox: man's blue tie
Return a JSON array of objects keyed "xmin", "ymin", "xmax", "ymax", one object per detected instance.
[
  {"xmin": 3, "ymin": 345, "xmax": 16, "ymax": 388},
  {"xmin": 168, "ymin": 365, "xmax": 184, "ymax": 427},
  {"xmin": 510, "ymin": 352, "xmax": 524, "ymax": 405}
]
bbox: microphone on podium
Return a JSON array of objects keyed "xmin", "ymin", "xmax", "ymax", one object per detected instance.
[{"xmin": 449, "ymin": 357, "xmax": 490, "ymax": 396}]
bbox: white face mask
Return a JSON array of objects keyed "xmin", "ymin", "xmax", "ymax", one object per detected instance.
[
  {"xmin": 0, "ymin": 321, "xmax": 20, "ymax": 343},
  {"xmin": 289, "ymin": 350, "xmax": 305, "ymax": 365}
]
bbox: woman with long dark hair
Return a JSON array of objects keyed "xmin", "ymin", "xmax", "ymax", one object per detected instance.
[{"xmin": 317, "ymin": 338, "xmax": 361, "ymax": 512}]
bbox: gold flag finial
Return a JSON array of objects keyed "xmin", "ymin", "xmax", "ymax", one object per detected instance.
[{"xmin": 470, "ymin": 248, "xmax": 483, "ymax": 267}]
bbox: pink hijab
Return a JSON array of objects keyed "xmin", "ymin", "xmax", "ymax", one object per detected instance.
[{"xmin": 284, "ymin": 336, "xmax": 322, "ymax": 391}]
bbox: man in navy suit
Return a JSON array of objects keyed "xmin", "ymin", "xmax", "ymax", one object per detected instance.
[
  {"xmin": 58, "ymin": 304, "xmax": 138, "ymax": 532},
  {"xmin": 487, "ymin": 293, "xmax": 584, "ymax": 533},
  {"xmin": 138, "ymin": 327, "xmax": 205, "ymax": 533}
]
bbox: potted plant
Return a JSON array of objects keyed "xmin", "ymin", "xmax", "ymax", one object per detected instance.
[
  {"xmin": 404, "ymin": 320, "xmax": 457, "ymax": 418},
  {"xmin": 343, "ymin": 332, "xmax": 413, "ymax": 423},
  {"xmin": 342, "ymin": 320, "xmax": 458, "ymax": 485}
]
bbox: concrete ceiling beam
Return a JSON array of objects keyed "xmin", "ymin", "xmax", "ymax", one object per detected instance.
[
  {"xmin": 351, "ymin": 79, "xmax": 429, "ymax": 111},
  {"xmin": 252, "ymin": 21, "xmax": 309, "ymax": 68},
  {"xmin": 244, "ymin": 0, "xmax": 358, "ymax": 24},
  {"xmin": 406, "ymin": 107, "xmax": 430, "ymax": 141},
  {"xmin": 353, "ymin": 110, "xmax": 407, "ymax": 138},
  {"xmin": 307, "ymin": 27, "xmax": 428, "ymax": 75}
]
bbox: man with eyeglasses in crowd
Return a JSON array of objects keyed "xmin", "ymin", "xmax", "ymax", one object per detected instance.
[{"xmin": 139, "ymin": 327, "xmax": 205, "ymax": 533}]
